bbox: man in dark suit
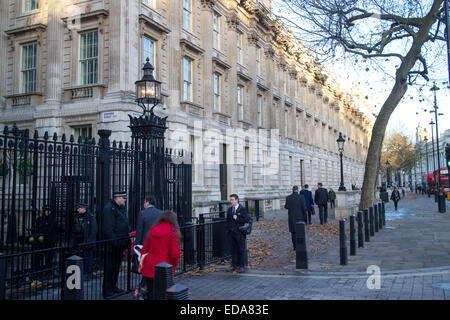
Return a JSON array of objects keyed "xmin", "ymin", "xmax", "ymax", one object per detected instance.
[
  {"xmin": 284, "ymin": 186, "xmax": 307, "ymax": 250},
  {"xmin": 300, "ymin": 184, "xmax": 314, "ymax": 225},
  {"xmin": 225, "ymin": 194, "xmax": 251, "ymax": 273},
  {"xmin": 314, "ymin": 183, "xmax": 329, "ymax": 224},
  {"xmin": 136, "ymin": 195, "xmax": 162, "ymax": 245}
]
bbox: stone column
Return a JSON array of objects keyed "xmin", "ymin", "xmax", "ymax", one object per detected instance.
[
  {"xmin": 44, "ymin": 2, "xmax": 64, "ymax": 105},
  {"xmin": 200, "ymin": 1, "xmax": 214, "ymax": 117}
]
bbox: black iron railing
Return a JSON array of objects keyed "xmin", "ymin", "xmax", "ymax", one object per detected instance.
[{"xmin": 0, "ymin": 215, "xmax": 231, "ymax": 300}]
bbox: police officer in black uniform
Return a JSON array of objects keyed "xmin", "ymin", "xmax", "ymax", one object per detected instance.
[
  {"xmin": 35, "ymin": 204, "xmax": 57, "ymax": 273},
  {"xmin": 102, "ymin": 191, "xmax": 130, "ymax": 299},
  {"xmin": 71, "ymin": 202, "xmax": 98, "ymax": 279}
]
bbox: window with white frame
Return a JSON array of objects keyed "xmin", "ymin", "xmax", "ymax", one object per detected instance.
[
  {"xmin": 257, "ymin": 95, "xmax": 262, "ymax": 127},
  {"xmin": 213, "ymin": 72, "xmax": 221, "ymax": 112},
  {"xmin": 285, "ymin": 109, "xmax": 288, "ymax": 137},
  {"xmin": 20, "ymin": 42, "xmax": 38, "ymax": 94},
  {"xmin": 263, "ymin": 150, "xmax": 268, "ymax": 184},
  {"xmin": 79, "ymin": 30, "xmax": 98, "ymax": 85},
  {"xmin": 237, "ymin": 31, "xmax": 243, "ymax": 64},
  {"xmin": 289, "ymin": 155, "xmax": 293, "ymax": 185},
  {"xmin": 213, "ymin": 12, "xmax": 220, "ymax": 50},
  {"xmin": 142, "ymin": 36, "xmax": 155, "ymax": 69},
  {"xmin": 237, "ymin": 86, "xmax": 244, "ymax": 120},
  {"xmin": 23, "ymin": 0, "xmax": 39, "ymax": 12},
  {"xmin": 183, "ymin": 57, "xmax": 192, "ymax": 101},
  {"xmin": 244, "ymin": 146, "xmax": 251, "ymax": 185},
  {"xmin": 256, "ymin": 46, "xmax": 262, "ymax": 77},
  {"xmin": 73, "ymin": 125, "xmax": 92, "ymax": 141},
  {"xmin": 284, "ymin": 71, "xmax": 288, "ymax": 94},
  {"xmin": 183, "ymin": 0, "xmax": 192, "ymax": 31}
]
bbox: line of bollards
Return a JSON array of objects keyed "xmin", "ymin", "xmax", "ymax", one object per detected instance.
[{"xmin": 339, "ymin": 201, "xmax": 387, "ymax": 266}]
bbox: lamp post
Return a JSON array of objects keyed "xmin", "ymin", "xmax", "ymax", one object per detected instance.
[
  {"xmin": 430, "ymin": 83, "xmax": 442, "ymax": 193},
  {"xmin": 430, "ymin": 120, "xmax": 437, "ymax": 202},
  {"xmin": 135, "ymin": 58, "xmax": 162, "ymax": 115},
  {"xmin": 424, "ymin": 136, "xmax": 430, "ymax": 197},
  {"xmin": 337, "ymin": 132, "xmax": 346, "ymax": 191},
  {"xmin": 386, "ymin": 160, "xmax": 390, "ymax": 188},
  {"xmin": 402, "ymin": 170, "xmax": 406, "ymax": 188}
]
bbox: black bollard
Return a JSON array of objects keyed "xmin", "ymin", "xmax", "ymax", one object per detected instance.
[
  {"xmin": 166, "ymin": 284, "xmax": 189, "ymax": 300},
  {"xmin": 378, "ymin": 203, "xmax": 383, "ymax": 230},
  {"xmin": 183, "ymin": 221, "xmax": 195, "ymax": 265},
  {"xmin": 295, "ymin": 222, "xmax": 308, "ymax": 269},
  {"xmin": 364, "ymin": 208, "xmax": 370, "ymax": 242},
  {"xmin": 154, "ymin": 262, "xmax": 174, "ymax": 300},
  {"xmin": 357, "ymin": 211, "xmax": 364, "ymax": 248},
  {"xmin": 369, "ymin": 206, "xmax": 375, "ymax": 237},
  {"xmin": 374, "ymin": 204, "xmax": 379, "ymax": 232},
  {"xmin": 0, "ymin": 253, "xmax": 6, "ymax": 300},
  {"xmin": 349, "ymin": 215, "xmax": 356, "ymax": 256},
  {"xmin": 382, "ymin": 202, "xmax": 386, "ymax": 226},
  {"xmin": 63, "ymin": 255, "xmax": 84, "ymax": 300},
  {"xmin": 339, "ymin": 219, "xmax": 348, "ymax": 265}
]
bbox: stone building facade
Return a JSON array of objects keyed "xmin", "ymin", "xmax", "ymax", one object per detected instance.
[{"xmin": 0, "ymin": 0, "xmax": 373, "ymax": 211}]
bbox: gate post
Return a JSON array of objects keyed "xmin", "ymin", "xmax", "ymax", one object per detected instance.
[{"xmin": 96, "ymin": 130, "xmax": 112, "ymax": 238}]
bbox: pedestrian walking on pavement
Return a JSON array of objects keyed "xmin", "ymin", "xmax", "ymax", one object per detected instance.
[
  {"xmin": 140, "ymin": 210, "xmax": 181, "ymax": 300},
  {"xmin": 226, "ymin": 194, "xmax": 251, "ymax": 273},
  {"xmin": 328, "ymin": 188, "xmax": 336, "ymax": 209},
  {"xmin": 300, "ymin": 184, "xmax": 314, "ymax": 225},
  {"xmin": 102, "ymin": 191, "xmax": 130, "ymax": 299},
  {"xmin": 136, "ymin": 195, "xmax": 162, "ymax": 246},
  {"xmin": 391, "ymin": 187, "xmax": 401, "ymax": 211},
  {"xmin": 71, "ymin": 202, "xmax": 98, "ymax": 278},
  {"xmin": 285, "ymin": 186, "xmax": 307, "ymax": 250},
  {"xmin": 314, "ymin": 183, "xmax": 329, "ymax": 224}
]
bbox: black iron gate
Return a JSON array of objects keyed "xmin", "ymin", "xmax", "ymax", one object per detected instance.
[{"xmin": 0, "ymin": 117, "xmax": 192, "ymax": 253}]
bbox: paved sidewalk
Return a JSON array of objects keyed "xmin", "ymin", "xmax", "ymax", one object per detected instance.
[{"xmin": 173, "ymin": 194, "xmax": 450, "ymax": 300}]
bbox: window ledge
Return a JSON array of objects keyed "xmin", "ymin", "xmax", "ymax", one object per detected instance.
[
  {"xmin": 5, "ymin": 92, "xmax": 43, "ymax": 107},
  {"xmin": 63, "ymin": 84, "xmax": 106, "ymax": 101},
  {"xmin": 180, "ymin": 101, "xmax": 204, "ymax": 117}
]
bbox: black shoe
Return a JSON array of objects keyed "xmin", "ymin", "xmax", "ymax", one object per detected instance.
[
  {"xmin": 113, "ymin": 287, "xmax": 126, "ymax": 294},
  {"xmin": 103, "ymin": 291, "xmax": 115, "ymax": 300}
]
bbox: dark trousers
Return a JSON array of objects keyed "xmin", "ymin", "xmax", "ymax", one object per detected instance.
[
  {"xmin": 103, "ymin": 244, "xmax": 125, "ymax": 296},
  {"xmin": 83, "ymin": 248, "xmax": 94, "ymax": 276},
  {"xmin": 230, "ymin": 232, "xmax": 246, "ymax": 268},
  {"xmin": 143, "ymin": 277, "xmax": 154, "ymax": 300},
  {"xmin": 306, "ymin": 209, "xmax": 312, "ymax": 224},
  {"xmin": 393, "ymin": 200, "xmax": 399, "ymax": 210},
  {"xmin": 291, "ymin": 232, "xmax": 296, "ymax": 250},
  {"xmin": 318, "ymin": 205, "xmax": 328, "ymax": 224},
  {"xmin": 330, "ymin": 200, "xmax": 335, "ymax": 208}
]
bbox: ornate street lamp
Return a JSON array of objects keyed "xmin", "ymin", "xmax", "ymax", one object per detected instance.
[
  {"xmin": 386, "ymin": 160, "xmax": 390, "ymax": 187},
  {"xmin": 337, "ymin": 132, "xmax": 346, "ymax": 191},
  {"xmin": 135, "ymin": 58, "xmax": 162, "ymax": 115}
]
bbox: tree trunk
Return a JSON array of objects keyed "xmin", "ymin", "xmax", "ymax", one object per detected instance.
[{"xmin": 359, "ymin": 0, "xmax": 442, "ymax": 210}]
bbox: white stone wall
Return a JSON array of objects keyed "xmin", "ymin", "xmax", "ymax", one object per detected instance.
[{"xmin": 1, "ymin": 0, "xmax": 369, "ymax": 206}]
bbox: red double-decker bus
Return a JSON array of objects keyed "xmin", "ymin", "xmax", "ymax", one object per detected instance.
[
  {"xmin": 436, "ymin": 167, "xmax": 449, "ymax": 195},
  {"xmin": 430, "ymin": 167, "xmax": 449, "ymax": 196},
  {"xmin": 424, "ymin": 168, "xmax": 449, "ymax": 195}
]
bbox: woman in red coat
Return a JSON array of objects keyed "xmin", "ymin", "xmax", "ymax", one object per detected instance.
[{"xmin": 140, "ymin": 210, "xmax": 181, "ymax": 300}]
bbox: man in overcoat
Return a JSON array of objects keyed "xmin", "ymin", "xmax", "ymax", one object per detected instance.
[{"xmin": 285, "ymin": 186, "xmax": 307, "ymax": 250}]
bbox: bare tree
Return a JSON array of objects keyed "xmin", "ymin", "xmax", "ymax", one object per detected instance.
[{"xmin": 275, "ymin": 0, "xmax": 446, "ymax": 209}]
